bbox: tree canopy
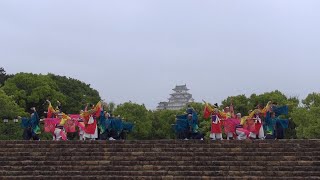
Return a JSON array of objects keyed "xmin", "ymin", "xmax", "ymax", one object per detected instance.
[
  {"xmin": 1, "ymin": 72, "xmax": 101, "ymax": 117},
  {"xmin": 0, "ymin": 89, "xmax": 27, "ymax": 119},
  {"xmin": 291, "ymin": 92, "xmax": 320, "ymax": 139},
  {"xmin": 1, "ymin": 73, "xmax": 66, "ymax": 116},
  {"xmin": 48, "ymin": 74, "xmax": 101, "ymax": 114},
  {"xmin": 113, "ymin": 102, "xmax": 152, "ymax": 140},
  {"xmin": 0, "ymin": 67, "xmax": 13, "ymax": 87}
]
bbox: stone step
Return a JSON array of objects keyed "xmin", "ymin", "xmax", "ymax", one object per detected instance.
[
  {"xmin": 2, "ymin": 176, "xmax": 319, "ymax": 180},
  {"xmin": 1, "ymin": 160, "xmax": 319, "ymax": 167},
  {"xmin": 1, "ymin": 165, "xmax": 320, "ymax": 172},
  {"xmin": 0, "ymin": 155, "xmax": 319, "ymax": 162},
  {"xmin": 0, "ymin": 140, "xmax": 319, "ymax": 179},
  {"xmin": 0, "ymin": 148, "xmax": 319, "ymax": 153},
  {"xmin": 1, "ymin": 151, "xmax": 319, "ymax": 157},
  {"xmin": 1, "ymin": 170, "xmax": 320, "ymax": 177}
]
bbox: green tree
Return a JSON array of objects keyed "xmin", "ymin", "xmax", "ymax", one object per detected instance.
[
  {"xmin": 0, "ymin": 121, "xmax": 23, "ymax": 140},
  {"xmin": 107, "ymin": 102, "xmax": 116, "ymax": 113},
  {"xmin": 248, "ymin": 90, "xmax": 290, "ymax": 109},
  {"xmin": 302, "ymin": 93, "xmax": 320, "ymax": 108},
  {"xmin": 0, "ymin": 89, "xmax": 28, "ymax": 141},
  {"xmin": 1, "ymin": 73, "xmax": 66, "ymax": 117},
  {"xmin": 151, "ymin": 110, "xmax": 178, "ymax": 139},
  {"xmin": 113, "ymin": 102, "xmax": 152, "ymax": 140},
  {"xmin": 291, "ymin": 107, "xmax": 320, "ymax": 139},
  {"xmin": 291, "ymin": 93, "xmax": 320, "ymax": 139},
  {"xmin": 221, "ymin": 95, "xmax": 250, "ymax": 115},
  {"xmin": 0, "ymin": 67, "xmax": 13, "ymax": 87},
  {"xmin": 0, "ymin": 89, "xmax": 27, "ymax": 119},
  {"xmin": 220, "ymin": 91, "xmax": 299, "ymax": 116},
  {"xmin": 48, "ymin": 74, "xmax": 101, "ymax": 114},
  {"xmin": 1, "ymin": 73, "xmax": 101, "ymax": 116}
]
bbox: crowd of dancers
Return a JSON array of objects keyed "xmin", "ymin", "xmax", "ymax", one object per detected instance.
[
  {"xmin": 19, "ymin": 100, "xmax": 289, "ymax": 141},
  {"xmin": 174, "ymin": 101, "xmax": 289, "ymax": 140},
  {"xmin": 19, "ymin": 101, "xmax": 133, "ymax": 141}
]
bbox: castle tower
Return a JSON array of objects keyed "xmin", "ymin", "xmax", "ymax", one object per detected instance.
[{"xmin": 157, "ymin": 84, "xmax": 194, "ymax": 110}]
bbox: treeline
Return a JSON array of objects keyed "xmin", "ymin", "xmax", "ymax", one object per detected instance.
[{"xmin": 0, "ymin": 68, "xmax": 319, "ymax": 139}]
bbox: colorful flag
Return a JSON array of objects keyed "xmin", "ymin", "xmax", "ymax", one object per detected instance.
[
  {"xmin": 243, "ymin": 118, "xmax": 256, "ymax": 133},
  {"xmin": 203, "ymin": 102, "xmax": 214, "ymax": 119},
  {"xmin": 84, "ymin": 120, "xmax": 97, "ymax": 134},
  {"xmin": 77, "ymin": 122, "xmax": 85, "ymax": 131},
  {"xmin": 69, "ymin": 114, "xmax": 81, "ymax": 120},
  {"xmin": 94, "ymin": 101, "xmax": 102, "ymax": 117},
  {"xmin": 59, "ymin": 113, "xmax": 71, "ymax": 126},
  {"xmin": 224, "ymin": 118, "xmax": 241, "ymax": 134},
  {"xmin": 64, "ymin": 118, "xmax": 76, "ymax": 133},
  {"xmin": 47, "ymin": 103, "xmax": 56, "ymax": 118},
  {"xmin": 44, "ymin": 118, "xmax": 60, "ymax": 133}
]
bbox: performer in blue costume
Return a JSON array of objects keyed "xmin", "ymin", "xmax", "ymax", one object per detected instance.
[
  {"xmin": 98, "ymin": 110, "xmax": 108, "ymax": 140},
  {"xmin": 187, "ymin": 114, "xmax": 204, "ymax": 140},
  {"xmin": 105, "ymin": 114, "xmax": 134, "ymax": 140},
  {"xmin": 120, "ymin": 118, "xmax": 134, "ymax": 140},
  {"xmin": 105, "ymin": 114, "xmax": 117, "ymax": 140},
  {"xmin": 174, "ymin": 116, "xmax": 190, "ymax": 139},
  {"xmin": 265, "ymin": 105, "xmax": 289, "ymax": 139},
  {"xmin": 20, "ymin": 107, "xmax": 41, "ymax": 140},
  {"xmin": 174, "ymin": 106, "xmax": 204, "ymax": 140}
]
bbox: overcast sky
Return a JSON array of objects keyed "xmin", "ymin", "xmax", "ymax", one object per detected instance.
[{"xmin": 1, "ymin": 0, "xmax": 320, "ymax": 109}]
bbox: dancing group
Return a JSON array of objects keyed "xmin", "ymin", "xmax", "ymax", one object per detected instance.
[
  {"xmin": 174, "ymin": 101, "xmax": 289, "ymax": 140},
  {"xmin": 19, "ymin": 99, "xmax": 288, "ymax": 141},
  {"xmin": 20, "ymin": 101, "xmax": 133, "ymax": 141}
]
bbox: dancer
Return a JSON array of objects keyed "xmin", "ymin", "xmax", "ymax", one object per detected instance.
[{"xmin": 20, "ymin": 107, "xmax": 41, "ymax": 140}]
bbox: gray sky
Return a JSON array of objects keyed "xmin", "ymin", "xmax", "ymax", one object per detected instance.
[{"xmin": 1, "ymin": 0, "xmax": 320, "ymax": 109}]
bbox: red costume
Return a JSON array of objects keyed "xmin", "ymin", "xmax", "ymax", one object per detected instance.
[{"xmin": 211, "ymin": 113, "xmax": 222, "ymax": 133}]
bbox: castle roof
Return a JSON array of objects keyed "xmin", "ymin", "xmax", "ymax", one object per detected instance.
[{"xmin": 172, "ymin": 84, "xmax": 189, "ymax": 91}]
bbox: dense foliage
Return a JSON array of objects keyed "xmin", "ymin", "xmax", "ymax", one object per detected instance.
[
  {"xmin": 48, "ymin": 74, "xmax": 101, "ymax": 114},
  {"xmin": 1, "ymin": 72, "xmax": 101, "ymax": 117},
  {"xmin": 2, "ymin": 73, "xmax": 65, "ymax": 117},
  {"xmin": 0, "ymin": 89, "xmax": 27, "ymax": 119},
  {"xmin": 113, "ymin": 102, "xmax": 152, "ymax": 140},
  {"xmin": 0, "ymin": 67, "xmax": 13, "ymax": 87},
  {"xmin": 291, "ymin": 93, "xmax": 320, "ymax": 139}
]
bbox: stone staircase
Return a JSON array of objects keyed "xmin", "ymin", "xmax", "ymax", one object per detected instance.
[{"xmin": 0, "ymin": 140, "xmax": 319, "ymax": 179}]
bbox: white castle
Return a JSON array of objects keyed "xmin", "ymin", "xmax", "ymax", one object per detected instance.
[{"xmin": 157, "ymin": 84, "xmax": 194, "ymax": 110}]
